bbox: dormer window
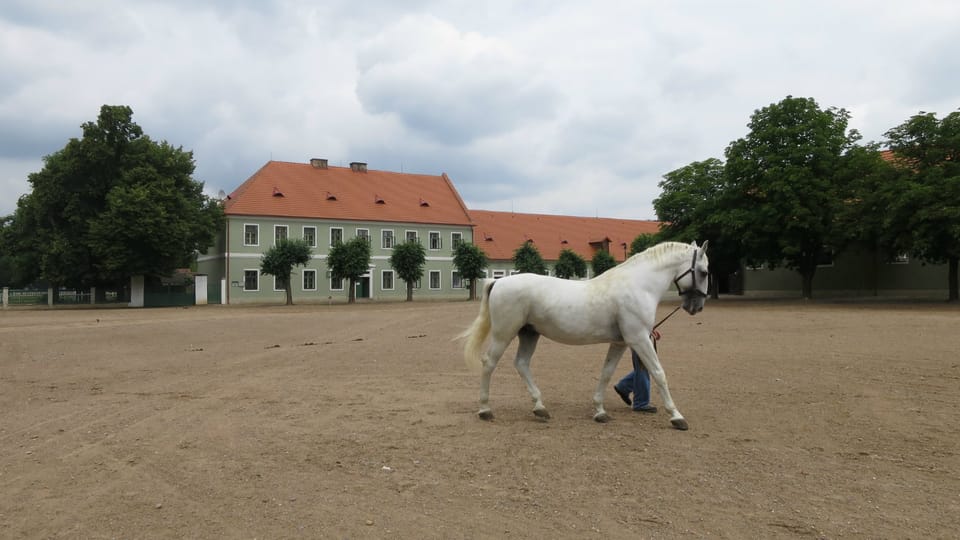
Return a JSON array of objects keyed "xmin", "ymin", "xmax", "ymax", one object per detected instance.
[
  {"xmin": 374, "ymin": 194, "xmax": 385, "ymax": 204},
  {"xmin": 326, "ymin": 191, "xmax": 337, "ymax": 201},
  {"xmin": 419, "ymin": 198, "xmax": 430, "ymax": 207},
  {"xmin": 272, "ymin": 187, "xmax": 284, "ymax": 197}
]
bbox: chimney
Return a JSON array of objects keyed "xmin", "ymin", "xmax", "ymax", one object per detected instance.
[
  {"xmin": 310, "ymin": 158, "xmax": 328, "ymax": 169},
  {"xmin": 349, "ymin": 161, "xmax": 367, "ymax": 173}
]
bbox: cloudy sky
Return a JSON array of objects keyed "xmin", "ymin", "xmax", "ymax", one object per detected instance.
[{"xmin": 2, "ymin": 1, "xmax": 958, "ymax": 220}]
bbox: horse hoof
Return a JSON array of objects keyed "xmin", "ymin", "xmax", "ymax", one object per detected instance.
[
  {"xmin": 593, "ymin": 412, "xmax": 610, "ymax": 423},
  {"xmin": 533, "ymin": 408, "xmax": 551, "ymax": 420},
  {"xmin": 478, "ymin": 410, "xmax": 494, "ymax": 421},
  {"xmin": 671, "ymin": 418, "xmax": 689, "ymax": 431}
]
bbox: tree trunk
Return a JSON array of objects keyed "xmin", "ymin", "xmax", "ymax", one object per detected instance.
[
  {"xmin": 348, "ymin": 278, "xmax": 356, "ymax": 303},
  {"xmin": 469, "ymin": 279, "xmax": 477, "ymax": 301},
  {"xmin": 800, "ymin": 269, "xmax": 815, "ymax": 300},
  {"xmin": 285, "ymin": 285, "xmax": 293, "ymax": 305},
  {"xmin": 406, "ymin": 281, "xmax": 413, "ymax": 301},
  {"xmin": 949, "ymin": 256, "xmax": 959, "ymax": 302},
  {"xmin": 709, "ymin": 271, "xmax": 719, "ymax": 300}
]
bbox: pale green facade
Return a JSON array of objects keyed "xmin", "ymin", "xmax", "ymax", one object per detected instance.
[{"xmin": 197, "ymin": 216, "xmax": 475, "ymax": 304}]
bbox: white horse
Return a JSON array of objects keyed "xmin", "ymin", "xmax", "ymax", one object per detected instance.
[{"xmin": 459, "ymin": 240, "xmax": 709, "ymax": 430}]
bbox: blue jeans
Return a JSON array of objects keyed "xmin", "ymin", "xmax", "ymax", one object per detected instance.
[{"xmin": 615, "ymin": 350, "xmax": 651, "ymax": 409}]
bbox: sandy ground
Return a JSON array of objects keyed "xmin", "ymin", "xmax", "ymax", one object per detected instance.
[{"xmin": 1, "ymin": 298, "xmax": 959, "ymax": 539}]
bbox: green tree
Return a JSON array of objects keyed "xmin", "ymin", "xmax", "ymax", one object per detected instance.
[
  {"xmin": 390, "ymin": 240, "xmax": 427, "ymax": 301},
  {"xmin": 723, "ymin": 96, "xmax": 865, "ymax": 299},
  {"xmin": 629, "ymin": 233, "xmax": 659, "ymax": 256},
  {"xmin": 554, "ymin": 249, "xmax": 587, "ymax": 279},
  {"xmin": 327, "ymin": 236, "xmax": 371, "ymax": 303},
  {"xmin": 453, "ymin": 242, "xmax": 488, "ymax": 300},
  {"xmin": 591, "ymin": 250, "xmax": 617, "ymax": 276},
  {"xmin": 513, "ymin": 241, "xmax": 547, "ymax": 274},
  {"xmin": 260, "ymin": 239, "xmax": 313, "ymax": 305},
  {"xmin": 6, "ymin": 105, "xmax": 222, "ymax": 291},
  {"xmin": 881, "ymin": 110, "xmax": 960, "ymax": 301},
  {"xmin": 654, "ymin": 158, "xmax": 742, "ymax": 298}
]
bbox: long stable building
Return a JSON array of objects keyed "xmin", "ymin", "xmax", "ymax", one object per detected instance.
[{"xmin": 197, "ymin": 158, "xmax": 660, "ymax": 304}]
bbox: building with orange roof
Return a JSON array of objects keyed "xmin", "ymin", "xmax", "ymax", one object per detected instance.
[{"xmin": 197, "ymin": 158, "xmax": 665, "ymax": 304}]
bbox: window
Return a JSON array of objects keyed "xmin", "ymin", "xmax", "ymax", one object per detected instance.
[
  {"xmin": 381, "ymin": 270, "xmax": 395, "ymax": 290},
  {"xmin": 274, "ymin": 225, "xmax": 288, "ymax": 244},
  {"xmin": 382, "ymin": 230, "xmax": 394, "ymax": 249},
  {"xmin": 244, "ymin": 224, "xmax": 259, "ymax": 246},
  {"xmin": 303, "ymin": 226, "xmax": 317, "ymax": 247},
  {"xmin": 452, "ymin": 271, "xmax": 463, "ymax": 289},
  {"xmin": 429, "ymin": 231, "xmax": 441, "ymax": 250},
  {"xmin": 273, "ymin": 276, "xmax": 286, "ymax": 292},
  {"xmin": 331, "ymin": 276, "xmax": 344, "ymax": 290},
  {"xmin": 243, "ymin": 270, "xmax": 259, "ymax": 291},
  {"xmin": 429, "ymin": 270, "xmax": 441, "ymax": 289},
  {"xmin": 413, "ymin": 278, "xmax": 421, "ymax": 290},
  {"xmin": 330, "ymin": 227, "xmax": 343, "ymax": 245},
  {"xmin": 451, "ymin": 232, "xmax": 463, "ymax": 249},
  {"xmin": 492, "ymin": 270, "xmax": 506, "ymax": 279},
  {"xmin": 357, "ymin": 228, "xmax": 370, "ymax": 242},
  {"xmin": 303, "ymin": 269, "xmax": 316, "ymax": 291},
  {"xmin": 406, "ymin": 230, "xmax": 419, "ymax": 244}
]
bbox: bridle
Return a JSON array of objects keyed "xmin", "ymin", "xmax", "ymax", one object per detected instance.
[{"xmin": 672, "ymin": 249, "xmax": 707, "ymax": 299}]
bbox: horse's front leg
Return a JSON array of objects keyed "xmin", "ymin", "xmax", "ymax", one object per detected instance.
[
  {"xmin": 592, "ymin": 343, "xmax": 627, "ymax": 422},
  {"xmin": 631, "ymin": 334, "xmax": 688, "ymax": 430}
]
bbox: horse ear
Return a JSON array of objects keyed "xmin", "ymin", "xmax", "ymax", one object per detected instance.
[{"xmin": 700, "ymin": 240, "xmax": 709, "ymax": 253}]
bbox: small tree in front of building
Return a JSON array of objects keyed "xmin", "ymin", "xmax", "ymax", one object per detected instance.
[
  {"xmin": 327, "ymin": 236, "xmax": 371, "ymax": 303},
  {"xmin": 260, "ymin": 239, "xmax": 313, "ymax": 305},
  {"xmin": 629, "ymin": 233, "xmax": 659, "ymax": 256},
  {"xmin": 390, "ymin": 240, "xmax": 426, "ymax": 301},
  {"xmin": 513, "ymin": 241, "xmax": 547, "ymax": 275},
  {"xmin": 591, "ymin": 250, "xmax": 617, "ymax": 276},
  {"xmin": 554, "ymin": 249, "xmax": 587, "ymax": 279},
  {"xmin": 453, "ymin": 242, "xmax": 488, "ymax": 300}
]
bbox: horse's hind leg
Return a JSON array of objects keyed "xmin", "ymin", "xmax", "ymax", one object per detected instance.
[
  {"xmin": 478, "ymin": 337, "xmax": 511, "ymax": 420},
  {"xmin": 514, "ymin": 328, "xmax": 548, "ymax": 419}
]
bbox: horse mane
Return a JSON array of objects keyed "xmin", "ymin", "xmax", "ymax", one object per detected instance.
[{"xmin": 610, "ymin": 242, "xmax": 693, "ymax": 273}]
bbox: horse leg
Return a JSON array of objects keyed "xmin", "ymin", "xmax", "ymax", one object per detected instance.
[
  {"xmin": 592, "ymin": 343, "xmax": 627, "ymax": 423},
  {"xmin": 478, "ymin": 337, "xmax": 511, "ymax": 421},
  {"xmin": 632, "ymin": 335, "xmax": 688, "ymax": 430},
  {"xmin": 513, "ymin": 328, "xmax": 548, "ymax": 419}
]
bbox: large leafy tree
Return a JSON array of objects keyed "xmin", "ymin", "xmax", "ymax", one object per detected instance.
[
  {"xmin": 453, "ymin": 242, "xmax": 488, "ymax": 300},
  {"xmin": 260, "ymin": 239, "xmax": 312, "ymax": 305},
  {"xmin": 881, "ymin": 110, "xmax": 960, "ymax": 301},
  {"xmin": 327, "ymin": 236, "xmax": 371, "ymax": 303},
  {"xmin": 654, "ymin": 158, "xmax": 742, "ymax": 298},
  {"xmin": 591, "ymin": 250, "xmax": 617, "ymax": 276},
  {"xmin": 723, "ymin": 96, "xmax": 864, "ymax": 299},
  {"xmin": 513, "ymin": 241, "xmax": 547, "ymax": 274},
  {"xmin": 389, "ymin": 240, "xmax": 426, "ymax": 301},
  {"xmin": 554, "ymin": 249, "xmax": 587, "ymax": 279},
  {"xmin": 7, "ymin": 105, "xmax": 222, "ymax": 291}
]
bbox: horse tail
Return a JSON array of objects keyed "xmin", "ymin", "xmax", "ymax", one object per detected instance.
[{"xmin": 456, "ymin": 279, "xmax": 496, "ymax": 372}]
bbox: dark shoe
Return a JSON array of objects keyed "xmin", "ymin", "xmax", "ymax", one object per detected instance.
[
  {"xmin": 613, "ymin": 385, "xmax": 631, "ymax": 406},
  {"xmin": 633, "ymin": 405, "xmax": 658, "ymax": 413}
]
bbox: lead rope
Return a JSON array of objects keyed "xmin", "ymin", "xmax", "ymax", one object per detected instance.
[{"xmin": 650, "ymin": 304, "xmax": 682, "ymax": 353}]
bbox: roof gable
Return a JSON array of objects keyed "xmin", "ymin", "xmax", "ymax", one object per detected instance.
[
  {"xmin": 468, "ymin": 209, "xmax": 661, "ymax": 262},
  {"xmin": 224, "ymin": 160, "xmax": 473, "ymax": 226}
]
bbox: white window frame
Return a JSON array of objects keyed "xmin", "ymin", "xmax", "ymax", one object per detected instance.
[
  {"xmin": 330, "ymin": 276, "xmax": 344, "ymax": 291},
  {"xmin": 451, "ymin": 231, "xmax": 463, "ymax": 249},
  {"xmin": 382, "ymin": 229, "xmax": 395, "ymax": 249},
  {"xmin": 452, "ymin": 271, "xmax": 463, "ymax": 289},
  {"xmin": 429, "ymin": 270, "xmax": 441, "ymax": 290},
  {"xmin": 330, "ymin": 227, "xmax": 343, "ymax": 246},
  {"xmin": 429, "ymin": 231, "xmax": 442, "ymax": 250},
  {"xmin": 273, "ymin": 275, "xmax": 286, "ymax": 292},
  {"xmin": 303, "ymin": 226, "xmax": 317, "ymax": 247},
  {"xmin": 243, "ymin": 224, "xmax": 259, "ymax": 246},
  {"xmin": 492, "ymin": 270, "xmax": 506, "ymax": 279},
  {"xmin": 381, "ymin": 270, "xmax": 395, "ymax": 291},
  {"xmin": 243, "ymin": 269, "xmax": 259, "ymax": 291},
  {"xmin": 405, "ymin": 230, "xmax": 419, "ymax": 244},
  {"xmin": 274, "ymin": 224, "xmax": 288, "ymax": 245},
  {"xmin": 356, "ymin": 228, "xmax": 370, "ymax": 243},
  {"xmin": 303, "ymin": 269, "xmax": 317, "ymax": 291}
]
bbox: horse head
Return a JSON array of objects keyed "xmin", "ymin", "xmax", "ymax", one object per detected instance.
[{"xmin": 674, "ymin": 240, "xmax": 710, "ymax": 314}]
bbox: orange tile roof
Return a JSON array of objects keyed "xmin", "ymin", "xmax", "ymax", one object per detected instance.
[
  {"xmin": 224, "ymin": 160, "xmax": 473, "ymax": 226},
  {"xmin": 468, "ymin": 209, "xmax": 661, "ymax": 262}
]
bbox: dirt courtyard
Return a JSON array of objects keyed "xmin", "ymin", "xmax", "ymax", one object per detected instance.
[{"xmin": 1, "ymin": 298, "xmax": 958, "ymax": 539}]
